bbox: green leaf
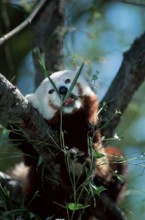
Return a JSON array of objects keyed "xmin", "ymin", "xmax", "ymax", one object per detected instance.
[
  {"xmin": 33, "ymin": 47, "xmax": 47, "ymax": 78},
  {"xmin": 66, "ymin": 202, "xmax": 90, "ymax": 211},
  {"xmin": 63, "ymin": 63, "xmax": 84, "ymax": 103},
  {"xmin": 34, "ymin": 48, "xmax": 60, "ymax": 98},
  {"xmin": 2, "ymin": 128, "xmax": 9, "ymax": 139},
  {"xmin": 0, "ymin": 200, "xmax": 6, "ymax": 209},
  {"xmin": 90, "ymin": 182, "xmax": 106, "ymax": 196},
  {"xmin": 47, "ymin": 74, "xmax": 60, "ymax": 99},
  {"xmin": 37, "ymin": 155, "xmax": 44, "ymax": 167},
  {"xmin": 115, "ymin": 173, "xmax": 125, "ymax": 183},
  {"xmin": 2, "ymin": 209, "xmax": 27, "ymax": 217},
  {"xmin": 93, "ymin": 152, "xmax": 105, "ymax": 159}
]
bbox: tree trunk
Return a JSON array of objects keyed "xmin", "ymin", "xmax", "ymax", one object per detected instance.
[{"xmin": 32, "ymin": 0, "xmax": 64, "ymax": 87}]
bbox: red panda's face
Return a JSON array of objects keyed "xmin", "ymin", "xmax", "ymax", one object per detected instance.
[{"xmin": 26, "ymin": 69, "xmax": 96, "ymax": 120}]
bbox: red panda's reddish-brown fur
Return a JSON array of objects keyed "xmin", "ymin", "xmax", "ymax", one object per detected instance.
[{"xmin": 8, "ymin": 69, "xmax": 127, "ymax": 219}]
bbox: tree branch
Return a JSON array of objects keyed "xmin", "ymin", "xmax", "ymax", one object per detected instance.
[
  {"xmin": 0, "ymin": 73, "xmax": 58, "ymax": 159},
  {"xmin": 92, "ymin": 192, "xmax": 127, "ymax": 220},
  {"xmin": 100, "ymin": 32, "xmax": 145, "ymax": 139},
  {"xmin": 0, "ymin": 0, "xmax": 47, "ymax": 46},
  {"xmin": 114, "ymin": 0, "xmax": 145, "ymax": 7}
]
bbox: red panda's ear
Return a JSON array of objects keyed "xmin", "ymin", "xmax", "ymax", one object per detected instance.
[{"xmin": 25, "ymin": 93, "xmax": 39, "ymax": 109}]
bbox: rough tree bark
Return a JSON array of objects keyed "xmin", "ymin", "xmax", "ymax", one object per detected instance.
[
  {"xmin": 0, "ymin": 73, "xmax": 58, "ymax": 158},
  {"xmin": 32, "ymin": 0, "xmax": 64, "ymax": 87},
  {"xmin": 100, "ymin": 32, "xmax": 145, "ymax": 139}
]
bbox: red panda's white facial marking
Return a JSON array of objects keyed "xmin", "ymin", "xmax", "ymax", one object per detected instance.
[{"xmin": 26, "ymin": 69, "xmax": 95, "ymax": 120}]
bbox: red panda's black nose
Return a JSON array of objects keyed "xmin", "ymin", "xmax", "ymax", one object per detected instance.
[{"xmin": 59, "ymin": 86, "xmax": 68, "ymax": 95}]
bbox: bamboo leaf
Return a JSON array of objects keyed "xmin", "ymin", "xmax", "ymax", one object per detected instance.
[
  {"xmin": 47, "ymin": 74, "xmax": 60, "ymax": 99},
  {"xmin": 63, "ymin": 63, "xmax": 84, "ymax": 103},
  {"xmin": 34, "ymin": 48, "xmax": 60, "ymax": 98},
  {"xmin": 66, "ymin": 202, "xmax": 90, "ymax": 211}
]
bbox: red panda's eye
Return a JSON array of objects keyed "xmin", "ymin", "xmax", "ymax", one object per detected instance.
[
  {"xmin": 48, "ymin": 89, "xmax": 54, "ymax": 94},
  {"xmin": 65, "ymin": 79, "xmax": 71, "ymax": 84}
]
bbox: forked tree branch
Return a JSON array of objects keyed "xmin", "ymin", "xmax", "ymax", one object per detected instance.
[{"xmin": 0, "ymin": 0, "xmax": 47, "ymax": 45}]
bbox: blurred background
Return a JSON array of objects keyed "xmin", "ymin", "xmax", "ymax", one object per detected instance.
[{"xmin": 0, "ymin": 0, "xmax": 145, "ymax": 219}]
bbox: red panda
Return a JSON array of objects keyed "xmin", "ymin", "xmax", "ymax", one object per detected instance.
[{"xmin": 9, "ymin": 69, "xmax": 126, "ymax": 219}]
